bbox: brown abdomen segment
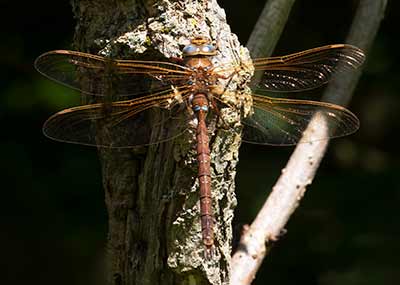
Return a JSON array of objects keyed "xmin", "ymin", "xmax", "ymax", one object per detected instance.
[{"xmin": 192, "ymin": 94, "xmax": 214, "ymax": 248}]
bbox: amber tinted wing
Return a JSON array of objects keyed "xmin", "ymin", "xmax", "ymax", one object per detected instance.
[
  {"xmin": 43, "ymin": 89, "xmax": 193, "ymax": 148},
  {"xmin": 35, "ymin": 50, "xmax": 191, "ymax": 96},
  {"xmin": 252, "ymin": 44, "xmax": 365, "ymax": 92},
  {"xmin": 242, "ymin": 94, "xmax": 359, "ymax": 145}
]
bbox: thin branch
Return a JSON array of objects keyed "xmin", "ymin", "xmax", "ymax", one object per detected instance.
[
  {"xmin": 246, "ymin": 0, "xmax": 296, "ymax": 58},
  {"xmin": 323, "ymin": 0, "xmax": 388, "ymax": 105},
  {"xmin": 231, "ymin": 1, "xmax": 387, "ymax": 284}
]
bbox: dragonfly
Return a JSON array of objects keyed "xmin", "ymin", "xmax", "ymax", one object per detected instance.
[{"xmin": 35, "ymin": 36, "xmax": 365, "ymax": 253}]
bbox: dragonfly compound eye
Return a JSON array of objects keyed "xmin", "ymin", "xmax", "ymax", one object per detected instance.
[
  {"xmin": 182, "ymin": 44, "xmax": 199, "ymax": 56},
  {"xmin": 200, "ymin": 44, "xmax": 216, "ymax": 55}
]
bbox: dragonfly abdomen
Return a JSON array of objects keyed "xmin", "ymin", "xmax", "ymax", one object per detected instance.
[{"xmin": 192, "ymin": 93, "xmax": 214, "ymax": 248}]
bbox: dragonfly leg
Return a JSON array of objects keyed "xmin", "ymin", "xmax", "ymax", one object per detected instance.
[
  {"xmin": 209, "ymin": 97, "xmax": 230, "ymax": 130},
  {"xmin": 169, "ymin": 56, "xmax": 184, "ymax": 64}
]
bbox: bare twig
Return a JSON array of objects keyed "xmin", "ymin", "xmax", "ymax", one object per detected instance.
[
  {"xmin": 231, "ymin": 1, "xmax": 387, "ymax": 284},
  {"xmin": 246, "ymin": 0, "xmax": 296, "ymax": 58}
]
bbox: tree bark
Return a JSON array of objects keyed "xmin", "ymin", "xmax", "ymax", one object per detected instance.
[{"xmin": 70, "ymin": 0, "xmax": 252, "ymax": 284}]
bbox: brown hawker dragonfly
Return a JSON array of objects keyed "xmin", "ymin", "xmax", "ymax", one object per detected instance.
[{"xmin": 35, "ymin": 36, "xmax": 364, "ymax": 251}]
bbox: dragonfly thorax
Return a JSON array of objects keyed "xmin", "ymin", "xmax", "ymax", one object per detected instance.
[
  {"xmin": 184, "ymin": 56, "xmax": 217, "ymax": 95},
  {"xmin": 184, "ymin": 56, "xmax": 213, "ymax": 70},
  {"xmin": 182, "ymin": 37, "xmax": 217, "ymax": 95}
]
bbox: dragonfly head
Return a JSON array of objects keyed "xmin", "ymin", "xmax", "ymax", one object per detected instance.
[{"xmin": 182, "ymin": 36, "xmax": 217, "ymax": 57}]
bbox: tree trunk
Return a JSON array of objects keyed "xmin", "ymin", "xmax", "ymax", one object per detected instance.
[{"xmin": 70, "ymin": 0, "xmax": 252, "ymax": 284}]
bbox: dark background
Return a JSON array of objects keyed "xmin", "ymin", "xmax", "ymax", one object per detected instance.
[{"xmin": 1, "ymin": 0, "xmax": 399, "ymax": 284}]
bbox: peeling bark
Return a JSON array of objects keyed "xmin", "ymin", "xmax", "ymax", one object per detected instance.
[{"xmin": 70, "ymin": 0, "xmax": 252, "ymax": 284}]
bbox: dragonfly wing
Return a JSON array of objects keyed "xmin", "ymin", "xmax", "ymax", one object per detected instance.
[
  {"xmin": 241, "ymin": 94, "xmax": 359, "ymax": 145},
  {"xmin": 35, "ymin": 50, "xmax": 191, "ymax": 96},
  {"xmin": 252, "ymin": 44, "xmax": 365, "ymax": 92},
  {"xmin": 43, "ymin": 93, "xmax": 192, "ymax": 148}
]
